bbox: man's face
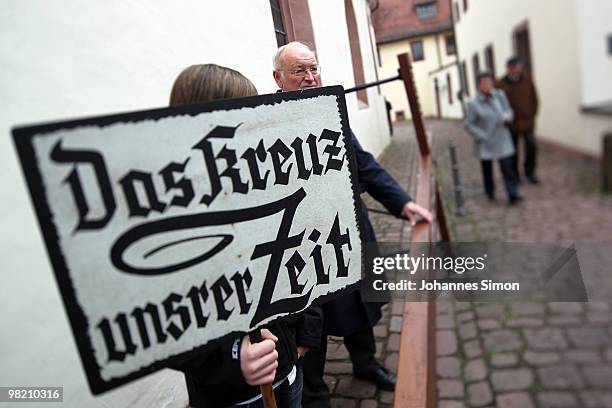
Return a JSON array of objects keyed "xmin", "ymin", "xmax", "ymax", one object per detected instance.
[
  {"xmin": 273, "ymin": 46, "xmax": 321, "ymax": 91},
  {"xmin": 507, "ymin": 62, "xmax": 524, "ymax": 77}
]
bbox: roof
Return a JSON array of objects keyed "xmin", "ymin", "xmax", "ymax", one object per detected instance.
[{"xmin": 372, "ymin": 0, "xmax": 453, "ymax": 44}]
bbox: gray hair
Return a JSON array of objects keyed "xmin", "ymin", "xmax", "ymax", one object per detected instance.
[{"xmin": 272, "ymin": 41, "xmax": 316, "ymax": 71}]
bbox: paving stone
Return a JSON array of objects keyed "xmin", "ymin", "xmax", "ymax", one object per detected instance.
[
  {"xmin": 330, "ymin": 398, "xmax": 358, "ymax": 408},
  {"xmin": 324, "ymin": 375, "xmax": 338, "ymax": 393},
  {"xmin": 580, "ymin": 391, "xmax": 612, "ymax": 408},
  {"xmin": 524, "ymin": 328, "xmax": 567, "ymax": 350},
  {"xmin": 491, "ymin": 353, "xmax": 519, "ymax": 368},
  {"xmin": 582, "ymin": 366, "xmax": 612, "ymax": 389},
  {"xmin": 384, "ymin": 353, "xmax": 398, "ymax": 372},
  {"xmin": 327, "ymin": 362, "xmax": 353, "ymax": 374},
  {"xmin": 375, "ymin": 341, "xmax": 384, "ymax": 359},
  {"xmin": 587, "ymin": 313, "xmax": 612, "ymax": 324},
  {"xmin": 463, "ymin": 340, "xmax": 483, "ymax": 359},
  {"xmin": 328, "ymin": 344, "xmax": 350, "ymax": 360},
  {"xmin": 548, "ymin": 302, "xmax": 584, "ymax": 315},
  {"xmin": 455, "ymin": 302, "xmax": 471, "ymax": 312},
  {"xmin": 523, "ymin": 351, "xmax": 561, "ymax": 366},
  {"xmin": 437, "ymin": 314, "xmax": 456, "ymax": 329},
  {"xmin": 389, "ymin": 316, "xmax": 402, "ymax": 333},
  {"xmin": 437, "ymin": 300, "xmax": 454, "ymax": 315},
  {"xmin": 565, "ymin": 350, "xmax": 601, "ymax": 364},
  {"xmin": 537, "ymin": 391, "xmax": 579, "ymax": 408},
  {"xmin": 459, "ymin": 321, "xmax": 477, "ymax": 341},
  {"xmin": 457, "ymin": 310, "xmax": 474, "ymax": 323},
  {"xmin": 506, "ymin": 317, "xmax": 544, "ymax": 328},
  {"xmin": 387, "ymin": 333, "xmax": 400, "ymax": 352},
  {"xmin": 475, "ymin": 305, "xmax": 505, "ymax": 319},
  {"xmin": 437, "ymin": 357, "xmax": 461, "ymax": 379},
  {"xmin": 538, "ymin": 364, "xmax": 584, "ymax": 389},
  {"xmin": 379, "ymin": 391, "xmax": 394, "ymax": 404},
  {"xmin": 335, "ymin": 378, "xmax": 377, "ymax": 399},
  {"xmin": 391, "ymin": 301, "xmax": 404, "ymax": 316},
  {"xmin": 566, "ymin": 328, "xmax": 610, "ymax": 348},
  {"xmin": 496, "ymin": 392, "xmax": 535, "ymax": 408},
  {"xmin": 490, "ymin": 369, "xmax": 534, "ymax": 391},
  {"xmin": 510, "ymin": 302, "xmax": 546, "ymax": 316},
  {"xmin": 437, "ymin": 330, "xmax": 458, "ymax": 356},
  {"xmin": 360, "ymin": 400, "xmax": 377, "ymax": 408},
  {"xmin": 606, "ymin": 349, "xmax": 612, "ymax": 363},
  {"xmin": 586, "ymin": 301, "xmax": 610, "ymax": 314},
  {"xmin": 438, "ymin": 380, "xmax": 464, "ymax": 399},
  {"xmin": 438, "ymin": 401, "xmax": 465, "ymax": 408},
  {"xmin": 483, "ymin": 330, "xmax": 523, "ymax": 352},
  {"xmin": 467, "ymin": 381, "xmax": 493, "ymax": 407},
  {"xmin": 373, "ymin": 324, "xmax": 388, "ymax": 338},
  {"xmin": 548, "ymin": 316, "xmax": 582, "ymax": 326},
  {"xmin": 465, "ymin": 358, "xmax": 487, "ymax": 382},
  {"xmin": 477, "ymin": 318, "xmax": 501, "ymax": 331}
]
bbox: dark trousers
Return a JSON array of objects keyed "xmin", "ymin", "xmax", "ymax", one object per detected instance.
[
  {"xmin": 481, "ymin": 156, "xmax": 518, "ymax": 199},
  {"xmin": 302, "ymin": 327, "xmax": 377, "ymax": 408},
  {"xmin": 511, "ymin": 128, "xmax": 537, "ymax": 179}
]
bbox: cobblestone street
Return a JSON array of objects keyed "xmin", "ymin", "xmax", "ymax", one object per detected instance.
[{"xmin": 324, "ymin": 120, "xmax": 612, "ymax": 407}]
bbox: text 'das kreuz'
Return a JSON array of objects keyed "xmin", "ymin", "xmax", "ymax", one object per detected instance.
[{"xmin": 51, "ymin": 124, "xmax": 346, "ymax": 233}]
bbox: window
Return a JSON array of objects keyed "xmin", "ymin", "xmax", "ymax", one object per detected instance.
[
  {"xmin": 447, "ymin": 73, "xmax": 453, "ymax": 104},
  {"xmin": 270, "ymin": 0, "xmax": 287, "ymax": 46},
  {"xmin": 472, "ymin": 52, "xmax": 480, "ymax": 90},
  {"xmin": 345, "ymin": 0, "xmax": 368, "ymax": 107},
  {"xmin": 445, "ymin": 35, "xmax": 456, "ymax": 55},
  {"xmin": 410, "ymin": 40, "xmax": 425, "ymax": 62},
  {"xmin": 416, "ymin": 2, "xmax": 437, "ymax": 20},
  {"xmin": 463, "ymin": 0, "xmax": 468, "ymax": 12},
  {"xmin": 461, "ymin": 61, "xmax": 469, "ymax": 97},
  {"xmin": 484, "ymin": 44, "xmax": 496, "ymax": 78},
  {"xmin": 514, "ymin": 24, "xmax": 533, "ymax": 74}
]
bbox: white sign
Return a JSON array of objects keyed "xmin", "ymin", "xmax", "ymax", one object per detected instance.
[{"xmin": 12, "ymin": 86, "xmax": 363, "ymax": 394}]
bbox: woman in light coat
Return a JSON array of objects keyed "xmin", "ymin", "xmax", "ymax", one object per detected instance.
[{"xmin": 465, "ymin": 71, "xmax": 522, "ymax": 205}]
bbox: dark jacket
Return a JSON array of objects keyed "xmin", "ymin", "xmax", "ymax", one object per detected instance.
[
  {"xmin": 175, "ymin": 307, "xmax": 322, "ymax": 407},
  {"xmin": 322, "ymin": 132, "xmax": 412, "ymax": 337},
  {"xmin": 496, "ymin": 74, "xmax": 539, "ymax": 133}
]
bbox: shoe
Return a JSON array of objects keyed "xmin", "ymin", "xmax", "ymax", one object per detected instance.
[
  {"xmin": 509, "ymin": 195, "xmax": 524, "ymax": 205},
  {"xmin": 354, "ymin": 365, "xmax": 396, "ymax": 391},
  {"xmin": 527, "ymin": 175, "xmax": 539, "ymax": 184}
]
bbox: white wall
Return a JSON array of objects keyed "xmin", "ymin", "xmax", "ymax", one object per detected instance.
[
  {"xmin": 430, "ymin": 64, "xmax": 464, "ymax": 119},
  {"xmin": 0, "ymin": 0, "xmax": 390, "ymax": 406},
  {"xmin": 309, "ymin": 0, "xmax": 391, "ymax": 156},
  {"xmin": 576, "ymin": 0, "xmax": 612, "ymax": 106},
  {"xmin": 378, "ymin": 31, "xmax": 457, "ymax": 120},
  {"xmin": 453, "ymin": 0, "xmax": 612, "ymax": 156}
]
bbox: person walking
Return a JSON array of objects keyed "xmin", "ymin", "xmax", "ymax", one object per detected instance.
[
  {"xmin": 465, "ymin": 71, "xmax": 522, "ymax": 205},
  {"xmin": 496, "ymin": 57, "xmax": 540, "ymax": 184}
]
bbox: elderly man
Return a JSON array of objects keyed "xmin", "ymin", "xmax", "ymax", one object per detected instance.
[
  {"xmin": 272, "ymin": 41, "xmax": 432, "ymax": 407},
  {"xmin": 496, "ymin": 57, "xmax": 540, "ymax": 184}
]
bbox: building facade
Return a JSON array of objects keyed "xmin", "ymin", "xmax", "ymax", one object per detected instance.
[
  {"xmin": 453, "ymin": 0, "xmax": 612, "ymax": 156},
  {"xmin": 373, "ymin": 0, "xmax": 462, "ymax": 120},
  {"xmin": 0, "ymin": 1, "xmax": 388, "ymax": 406}
]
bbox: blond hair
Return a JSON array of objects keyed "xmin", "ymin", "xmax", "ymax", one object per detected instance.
[{"xmin": 169, "ymin": 64, "xmax": 257, "ymax": 106}]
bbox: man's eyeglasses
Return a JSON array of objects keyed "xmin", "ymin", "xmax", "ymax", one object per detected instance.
[{"xmin": 286, "ymin": 66, "xmax": 321, "ymax": 78}]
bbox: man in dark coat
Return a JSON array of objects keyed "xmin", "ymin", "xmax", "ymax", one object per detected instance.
[
  {"xmin": 496, "ymin": 57, "xmax": 540, "ymax": 184},
  {"xmin": 272, "ymin": 41, "xmax": 433, "ymax": 408}
]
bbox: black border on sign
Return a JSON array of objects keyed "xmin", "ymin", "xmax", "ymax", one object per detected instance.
[{"xmin": 11, "ymin": 85, "xmax": 365, "ymax": 395}]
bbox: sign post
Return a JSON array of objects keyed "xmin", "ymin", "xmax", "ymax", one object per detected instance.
[{"xmin": 12, "ymin": 86, "xmax": 364, "ymax": 398}]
